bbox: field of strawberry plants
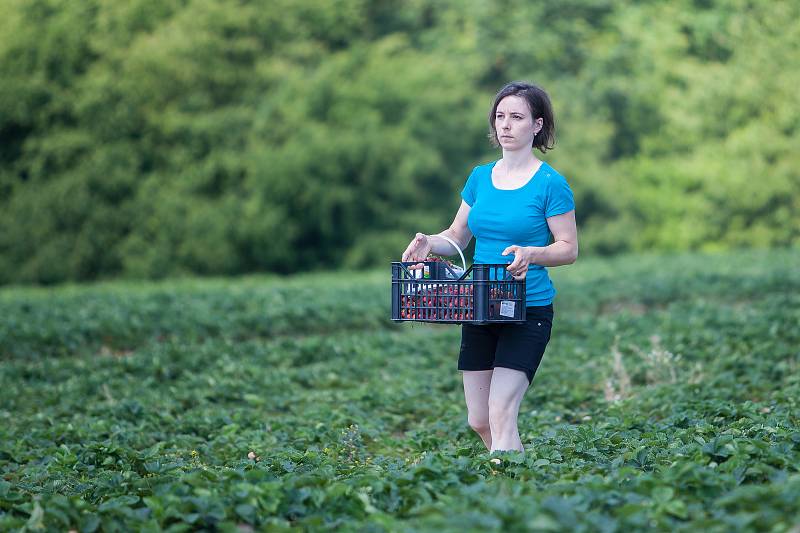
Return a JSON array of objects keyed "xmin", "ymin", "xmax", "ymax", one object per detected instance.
[{"xmin": 1, "ymin": 248, "xmax": 799, "ymax": 532}]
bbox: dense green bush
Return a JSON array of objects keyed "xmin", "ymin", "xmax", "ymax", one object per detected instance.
[{"xmin": 1, "ymin": 0, "xmax": 798, "ymax": 284}]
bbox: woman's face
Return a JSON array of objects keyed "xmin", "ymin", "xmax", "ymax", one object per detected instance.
[{"xmin": 494, "ymin": 95, "xmax": 542, "ymax": 150}]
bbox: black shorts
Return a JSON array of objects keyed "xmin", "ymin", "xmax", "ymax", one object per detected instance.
[{"xmin": 458, "ymin": 304, "xmax": 554, "ymax": 385}]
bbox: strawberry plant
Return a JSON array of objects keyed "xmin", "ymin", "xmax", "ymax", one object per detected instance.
[{"xmin": 1, "ymin": 248, "xmax": 799, "ymax": 531}]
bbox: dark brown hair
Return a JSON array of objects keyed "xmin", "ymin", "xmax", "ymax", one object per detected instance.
[{"xmin": 488, "ymin": 81, "xmax": 556, "ymax": 153}]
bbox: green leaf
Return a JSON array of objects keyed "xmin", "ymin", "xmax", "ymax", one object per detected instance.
[
  {"xmin": 665, "ymin": 500, "xmax": 688, "ymax": 519},
  {"xmin": 98, "ymin": 496, "xmax": 140, "ymax": 512},
  {"xmin": 79, "ymin": 514, "xmax": 101, "ymax": 533},
  {"xmin": 652, "ymin": 487, "xmax": 674, "ymax": 503},
  {"xmin": 234, "ymin": 504, "xmax": 256, "ymax": 523}
]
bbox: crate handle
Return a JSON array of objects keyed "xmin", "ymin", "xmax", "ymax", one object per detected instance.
[{"xmin": 436, "ymin": 234, "xmax": 467, "ymax": 272}]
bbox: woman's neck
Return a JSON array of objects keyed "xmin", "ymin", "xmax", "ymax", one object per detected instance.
[{"xmin": 500, "ymin": 149, "xmax": 539, "ymax": 173}]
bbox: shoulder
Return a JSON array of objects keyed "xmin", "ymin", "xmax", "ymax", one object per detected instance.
[
  {"xmin": 540, "ymin": 162, "xmax": 573, "ymax": 193},
  {"xmin": 470, "ymin": 160, "xmax": 497, "ymax": 177},
  {"xmin": 540, "ymin": 161, "xmax": 567, "ymax": 183},
  {"xmin": 465, "ymin": 160, "xmax": 496, "ymax": 188},
  {"xmin": 476, "ymin": 160, "xmax": 498, "ymax": 172}
]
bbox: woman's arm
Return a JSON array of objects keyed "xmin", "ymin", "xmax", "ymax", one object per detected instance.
[
  {"xmin": 503, "ymin": 210, "xmax": 578, "ymax": 277},
  {"xmin": 428, "ymin": 200, "xmax": 474, "ymax": 255},
  {"xmin": 402, "ymin": 201, "xmax": 474, "ymax": 262}
]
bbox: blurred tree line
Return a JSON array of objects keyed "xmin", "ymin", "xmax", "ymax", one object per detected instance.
[{"xmin": 1, "ymin": 0, "xmax": 797, "ymax": 284}]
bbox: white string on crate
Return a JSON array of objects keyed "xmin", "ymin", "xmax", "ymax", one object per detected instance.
[{"xmin": 434, "ymin": 233, "xmax": 466, "ymax": 272}]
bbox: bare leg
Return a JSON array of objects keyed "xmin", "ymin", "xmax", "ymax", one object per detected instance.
[
  {"xmin": 488, "ymin": 367, "xmax": 529, "ymax": 452},
  {"xmin": 462, "ymin": 370, "xmax": 493, "ymax": 450}
]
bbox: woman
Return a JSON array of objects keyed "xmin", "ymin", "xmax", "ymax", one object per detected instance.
[{"xmin": 401, "ymin": 81, "xmax": 578, "ymax": 453}]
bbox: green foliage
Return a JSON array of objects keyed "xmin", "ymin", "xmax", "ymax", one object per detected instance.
[
  {"xmin": 1, "ymin": 248, "xmax": 799, "ymax": 530},
  {"xmin": 0, "ymin": 0, "xmax": 798, "ymax": 283}
]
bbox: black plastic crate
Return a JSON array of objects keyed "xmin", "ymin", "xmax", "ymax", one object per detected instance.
[{"xmin": 391, "ymin": 261, "xmax": 526, "ymax": 324}]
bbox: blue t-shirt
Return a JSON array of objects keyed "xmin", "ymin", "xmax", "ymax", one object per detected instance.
[{"xmin": 461, "ymin": 160, "xmax": 575, "ymax": 307}]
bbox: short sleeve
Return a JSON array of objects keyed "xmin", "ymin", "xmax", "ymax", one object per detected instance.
[
  {"xmin": 460, "ymin": 166, "xmax": 479, "ymax": 207},
  {"xmin": 545, "ymin": 173, "xmax": 575, "ymax": 218}
]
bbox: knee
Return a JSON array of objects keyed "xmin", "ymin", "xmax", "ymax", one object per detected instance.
[{"xmin": 467, "ymin": 413, "xmax": 490, "ymax": 435}]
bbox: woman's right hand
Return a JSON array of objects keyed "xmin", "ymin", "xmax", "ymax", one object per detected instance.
[{"xmin": 402, "ymin": 233, "xmax": 432, "ymax": 264}]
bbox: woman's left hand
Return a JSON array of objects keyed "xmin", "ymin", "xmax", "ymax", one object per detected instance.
[{"xmin": 501, "ymin": 245, "xmax": 539, "ymax": 280}]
